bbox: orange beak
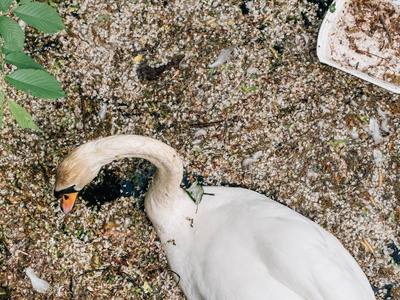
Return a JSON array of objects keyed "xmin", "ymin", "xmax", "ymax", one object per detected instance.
[{"xmin": 60, "ymin": 192, "xmax": 78, "ymax": 214}]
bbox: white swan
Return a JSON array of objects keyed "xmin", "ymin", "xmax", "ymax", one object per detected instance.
[{"xmin": 54, "ymin": 135, "xmax": 375, "ymax": 300}]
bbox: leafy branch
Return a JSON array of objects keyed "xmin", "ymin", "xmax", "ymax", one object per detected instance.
[{"xmin": 0, "ymin": 0, "xmax": 66, "ymax": 132}]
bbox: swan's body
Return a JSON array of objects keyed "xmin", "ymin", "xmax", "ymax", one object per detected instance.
[{"xmin": 55, "ymin": 135, "xmax": 375, "ymax": 300}]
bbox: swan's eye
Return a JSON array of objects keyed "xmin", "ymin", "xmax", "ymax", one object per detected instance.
[{"xmin": 63, "ymin": 195, "xmax": 69, "ymax": 200}]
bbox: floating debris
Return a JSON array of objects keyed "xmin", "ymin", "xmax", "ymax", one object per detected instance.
[
  {"xmin": 194, "ymin": 129, "xmax": 207, "ymax": 137},
  {"xmin": 349, "ymin": 129, "xmax": 359, "ymax": 139},
  {"xmin": 373, "ymin": 149, "xmax": 383, "ymax": 165},
  {"xmin": 377, "ymin": 107, "xmax": 390, "ymax": 133},
  {"xmin": 26, "ymin": 268, "xmax": 50, "ymax": 293},
  {"xmin": 307, "ymin": 169, "xmax": 319, "ymax": 178},
  {"xmin": 209, "ymin": 47, "xmax": 235, "ymax": 68},
  {"xmin": 186, "ymin": 180, "xmax": 204, "ymax": 206},
  {"xmin": 98, "ymin": 103, "xmax": 107, "ymax": 120},
  {"xmin": 247, "ymin": 67, "xmax": 259, "ymax": 74},
  {"xmin": 133, "ymin": 55, "xmax": 143, "ymax": 64},
  {"xmin": 369, "ymin": 118, "xmax": 383, "ymax": 143},
  {"xmin": 242, "ymin": 151, "xmax": 263, "ymax": 170}
]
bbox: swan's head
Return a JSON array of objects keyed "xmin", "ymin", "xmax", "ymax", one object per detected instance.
[
  {"xmin": 54, "ymin": 143, "xmax": 103, "ymax": 214},
  {"xmin": 54, "ymin": 134, "xmax": 183, "ymax": 214}
]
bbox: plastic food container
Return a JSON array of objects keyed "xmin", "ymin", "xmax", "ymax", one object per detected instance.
[{"xmin": 317, "ymin": 0, "xmax": 400, "ymax": 94}]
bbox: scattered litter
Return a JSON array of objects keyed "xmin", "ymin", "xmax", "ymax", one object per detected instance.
[
  {"xmin": 26, "ymin": 268, "xmax": 50, "ymax": 293},
  {"xmin": 245, "ymin": 1, "xmax": 254, "ymax": 11},
  {"xmin": 349, "ymin": 129, "xmax": 359, "ymax": 139},
  {"xmin": 133, "ymin": 55, "xmax": 143, "ymax": 64},
  {"xmin": 361, "ymin": 238, "xmax": 375, "ymax": 254},
  {"xmin": 194, "ymin": 129, "xmax": 207, "ymax": 137},
  {"xmin": 242, "ymin": 151, "xmax": 262, "ymax": 170},
  {"xmin": 307, "ymin": 170, "xmax": 318, "ymax": 178},
  {"xmin": 18, "ymin": 20, "xmax": 26, "ymax": 31},
  {"xmin": 377, "ymin": 107, "xmax": 390, "ymax": 132},
  {"xmin": 186, "ymin": 180, "xmax": 204, "ymax": 206},
  {"xmin": 263, "ymin": 13, "xmax": 275, "ymax": 23},
  {"xmin": 378, "ymin": 169, "xmax": 383, "ymax": 187},
  {"xmin": 320, "ymin": 105, "xmax": 330, "ymax": 114},
  {"xmin": 78, "ymin": 0, "xmax": 90, "ymax": 13},
  {"xmin": 302, "ymin": 33, "xmax": 309, "ymax": 46},
  {"xmin": 192, "ymin": 139, "xmax": 201, "ymax": 145},
  {"xmin": 247, "ymin": 67, "xmax": 259, "ymax": 74},
  {"xmin": 15, "ymin": 250, "xmax": 28, "ymax": 256},
  {"xmin": 373, "ymin": 149, "xmax": 383, "ymax": 165},
  {"xmin": 209, "ymin": 47, "xmax": 235, "ymax": 68},
  {"xmin": 377, "ymin": 107, "xmax": 386, "ymax": 118},
  {"xmin": 381, "ymin": 119, "xmax": 390, "ymax": 133},
  {"xmin": 369, "ymin": 118, "xmax": 383, "ymax": 143},
  {"xmin": 98, "ymin": 103, "xmax": 107, "ymax": 120},
  {"xmin": 205, "ymin": 18, "xmax": 217, "ymax": 26}
]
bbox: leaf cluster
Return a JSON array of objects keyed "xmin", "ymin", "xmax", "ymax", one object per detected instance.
[
  {"xmin": 186, "ymin": 180, "xmax": 204, "ymax": 206},
  {"xmin": 0, "ymin": 0, "xmax": 66, "ymax": 131}
]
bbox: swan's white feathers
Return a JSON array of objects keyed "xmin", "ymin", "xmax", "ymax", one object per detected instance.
[
  {"xmin": 55, "ymin": 135, "xmax": 375, "ymax": 300},
  {"xmin": 155, "ymin": 186, "xmax": 374, "ymax": 300}
]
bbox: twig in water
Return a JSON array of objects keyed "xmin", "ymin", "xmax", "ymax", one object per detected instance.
[
  {"xmin": 354, "ymin": 48, "xmax": 387, "ymax": 60},
  {"xmin": 70, "ymin": 276, "xmax": 77, "ymax": 300},
  {"xmin": 379, "ymin": 15, "xmax": 392, "ymax": 45}
]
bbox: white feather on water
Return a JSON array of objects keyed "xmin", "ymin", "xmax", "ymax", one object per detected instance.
[
  {"xmin": 373, "ymin": 149, "xmax": 383, "ymax": 165},
  {"xmin": 98, "ymin": 103, "xmax": 107, "ymax": 120},
  {"xmin": 307, "ymin": 170, "xmax": 319, "ymax": 178},
  {"xmin": 369, "ymin": 118, "xmax": 383, "ymax": 144},
  {"xmin": 242, "ymin": 151, "xmax": 263, "ymax": 170},
  {"xmin": 377, "ymin": 107, "xmax": 390, "ymax": 132},
  {"xmin": 209, "ymin": 47, "xmax": 235, "ymax": 68},
  {"xmin": 26, "ymin": 268, "xmax": 50, "ymax": 293},
  {"xmin": 194, "ymin": 129, "xmax": 207, "ymax": 137},
  {"xmin": 349, "ymin": 129, "xmax": 359, "ymax": 139},
  {"xmin": 247, "ymin": 67, "xmax": 259, "ymax": 74}
]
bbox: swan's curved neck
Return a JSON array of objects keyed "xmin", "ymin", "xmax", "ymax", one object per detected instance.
[{"xmin": 89, "ymin": 135, "xmax": 183, "ymax": 196}]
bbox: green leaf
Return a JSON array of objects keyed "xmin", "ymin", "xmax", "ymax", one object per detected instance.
[
  {"xmin": 329, "ymin": 2, "xmax": 336, "ymax": 13},
  {"xmin": 17, "ymin": 0, "xmax": 34, "ymax": 3},
  {"xmin": 4, "ymin": 52, "xmax": 44, "ymax": 70},
  {"xmin": 48, "ymin": 0, "xmax": 57, "ymax": 8},
  {"xmin": 97, "ymin": 15, "xmax": 110, "ymax": 21},
  {"xmin": 0, "ymin": 16, "xmax": 24, "ymax": 52},
  {"xmin": 5, "ymin": 69, "xmax": 66, "ymax": 99},
  {"xmin": 361, "ymin": 207, "xmax": 367, "ymax": 217},
  {"xmin": 209, "ymin": 68, "xmax": 215, "ymax": 77},
  {"xmin": 242, "ymin": 82, "xmax": 257, "ymax": 92},
  {"xmin": 186, "ymin": 180, "xmax": 204, "ymax": 206},
  {"xmin": 0, "ymin": 0, "xmax": 13, "ymax": 12},
  {"xmin": 2, "ymin": 44, "xmax": 19, "ymax": 55},
  {"xmin": 53, "ymin": 59, "xmax": 63, "ymax": 70},
  {"xmin": 193, "ymin": 146, "xmax": 202, "ymax": 155},
  {"xmin": 7, "ymin": 100, "xmax": 42, "ymax": 132},
  {"xmin": 14, "ymin": 2, "xmax": 66, "ymax": 34},
  {"xmin": 0, "ymin": 89, "xmax": 4, "ymax": 129}
]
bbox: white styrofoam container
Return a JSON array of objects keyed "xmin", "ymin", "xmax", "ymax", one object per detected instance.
[{"xmin": 317, "ymin": 0, "xmax": 400, "ymax": 94}]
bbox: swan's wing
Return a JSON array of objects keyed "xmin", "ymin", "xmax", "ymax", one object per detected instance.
[
  {"xmin": 252, "ymin": 208, "xmax": 374, "ymax": 300},
  {"xmin": 200, "ymin": 187, "xmax": 375, "ymax": 300}
]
